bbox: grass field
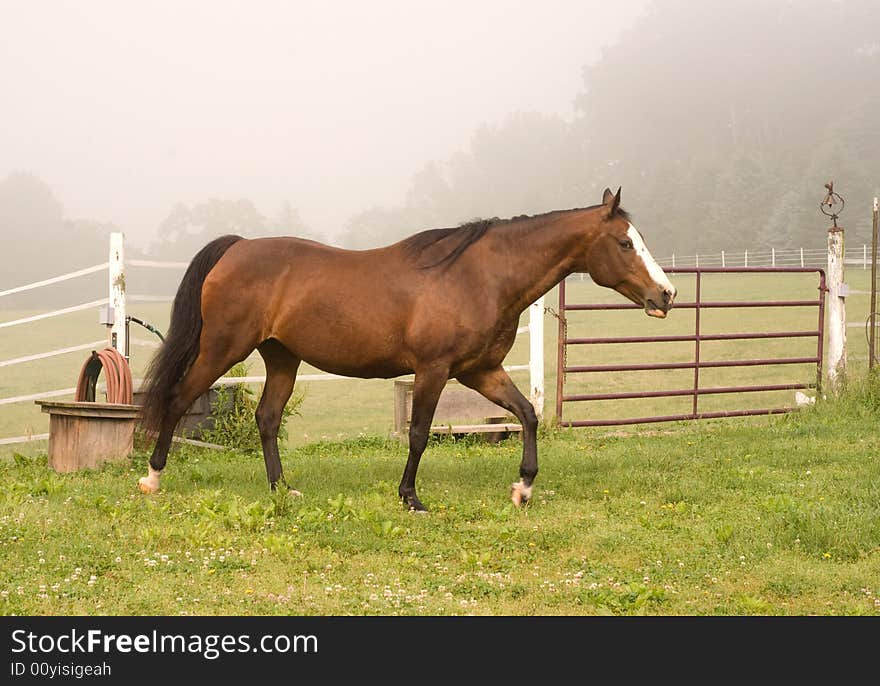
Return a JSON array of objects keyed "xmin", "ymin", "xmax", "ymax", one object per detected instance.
[
  {"xmin": 0, "ymin": 381, "xmax": 878, "ymax": 616},
  {"xmin": 1, "ymin": 269, "xmax": 875, "ymax": 449}
]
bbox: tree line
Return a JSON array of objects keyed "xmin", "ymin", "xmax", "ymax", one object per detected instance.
[{"xmin": 3, "ymin": 0, "xmax": 879, "ymax": 304}]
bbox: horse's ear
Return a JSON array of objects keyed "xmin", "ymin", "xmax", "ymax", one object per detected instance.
[
  {"xmin": 602, "ymin": 187, "xmax": 622, "ymax": 217},
  {"xmin": 602, "ymin": 188, "xmax": 615, "ymax": 205}
]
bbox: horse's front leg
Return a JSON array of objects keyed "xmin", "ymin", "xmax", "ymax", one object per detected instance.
[
  {"xmin": 457, "ymin": 366, "xmax": 539, "ymax": 506},
  {"xmin": 398, "ymin": 365, "xmax": 449, "ymax": 511}
]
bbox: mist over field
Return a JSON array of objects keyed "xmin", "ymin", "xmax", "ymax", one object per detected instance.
[
  {"xmin": 2, "ymin": 0, "xmax": 879, "ymax": 289},
  {"xmin": 3, "ymin": 2, "xmax": 880, "ymax": 624}
]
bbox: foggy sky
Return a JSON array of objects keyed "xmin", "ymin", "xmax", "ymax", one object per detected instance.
[{"xmin": 0, "ymin": 0, "xmax": 647, "ymax": 246}]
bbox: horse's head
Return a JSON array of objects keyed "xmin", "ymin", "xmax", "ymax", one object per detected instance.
[{"xmin": 584, "ymin": 188, "xmax": 676, "ymax": 318}]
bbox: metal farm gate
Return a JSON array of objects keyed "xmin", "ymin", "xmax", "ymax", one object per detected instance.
[{"xmin": 555, "ymin": 267, "xmax": 827, "ymax": 427}]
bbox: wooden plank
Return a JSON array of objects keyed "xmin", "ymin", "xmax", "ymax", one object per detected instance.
[
  {"xmin": 394, "ymin": 379, "xmax": 514, "ymax": 423},
  {"xmin": 392, "ymin": 379, "xmax": 522, "ymax": 442},
  {"xmin": 37, "ymin": 400, "xmax": 140, "ymax": 420},
  {"xmin": 171, "ymin": 435, "xmax": 228, "ymax": 450},
  {"xmin": 430, "ymin": 423, "xmax": 522, "ymax": 433}
]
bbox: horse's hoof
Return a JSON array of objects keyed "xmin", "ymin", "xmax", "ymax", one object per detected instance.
[
  {"xmin": 288, "ymin": 489, "xmax": 303, "ymax": 498},
  {"xmin": 138, "ymin": 477, "xmax": 158, "ymax": 495},
  {"xmin": 401, "ymin": 494, "xmax": 427, "ymax": 513},
  {"xmin": 511, "ymin": 480, "xmax": 532, "ymax": 507}
]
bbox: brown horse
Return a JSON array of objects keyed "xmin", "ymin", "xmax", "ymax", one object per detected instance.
[{"xmin": 138, "ymin": 188, "xmax": 676, "ymax": 510}]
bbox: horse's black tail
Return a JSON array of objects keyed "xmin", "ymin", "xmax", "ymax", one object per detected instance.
[{"xmin": 139, "ymin": 235, "xmax": 243, "ymax": 432}]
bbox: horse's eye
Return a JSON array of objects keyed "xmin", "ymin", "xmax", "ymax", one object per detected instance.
[{"xmin": 619, "ymin": 239, "xmax": 633, "ymax": 250}]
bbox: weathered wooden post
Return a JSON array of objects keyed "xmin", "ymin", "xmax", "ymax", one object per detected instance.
[
  {"xmin": 529, "ymin": 296, "xmax": 545, "ymax": 420},
  {"xmin": 108, "ymin": 232, "xmax": 127, "ymax": 357},
  {"xmin": 821, "ymin": 181, "xmax": 847, "ymax": 392}
]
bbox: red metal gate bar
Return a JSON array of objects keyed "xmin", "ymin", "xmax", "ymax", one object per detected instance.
[
  {"xmin": 563, "ymin": 382, "xmax": 815, "ymax": 402},
  {"xmin": 564, "ymin": 300, "xmax": 822, "ymax": 311},
  {"xmin": 555, "ymin": 277, "xmax": 567, "ymax": 422},
  {"xmin": 692, "ymin": 272, "xmax": 702, "ymax": 416},
  {"xmin": 561, "ymin": 407, "xmax": 793, "ymax": 428},
  {"xmin": 565, "ymin": 356, "xmax": 820, "ymax": 373},
  {"xmin": 556, "ymin": 266, "xmax": 827, "ymax": 427},
  {"xmin": 566, "ymin": 330, "xmax": 821, "ymax": 344}
]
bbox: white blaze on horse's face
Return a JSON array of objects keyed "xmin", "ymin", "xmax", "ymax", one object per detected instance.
[{"xmin": 627, "ymin": 223, "xmax": 676, "ymax": 318}]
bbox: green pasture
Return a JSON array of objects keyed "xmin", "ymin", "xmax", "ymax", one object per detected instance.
[
  {"xmin": 1, "ymin": 270, "xmax": 879, "ymax": 616},
  {"xmin": 0, "ymin": 383, "xmax": 878, "ymax": 615},
  {"xmin": 0, "ymin": 270, "xmax": 875, "ymax": 448}
]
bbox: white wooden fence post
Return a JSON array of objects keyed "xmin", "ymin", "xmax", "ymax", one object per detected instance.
[
  {"xmin": 771, "ymin": 247, "xmax": 776, "ymax": 267},
  {"xmin": 871, "ymin": 198, "xmax": 879, "ymax": 370},
  {"xmin": 109, "ymin": 232, "xmax": 127, "ymax": 357},
  {"xmin": 671, "ymin": 253, "xmax": 675, "ymax": 268},
  {"xmin": 744, "ymin": 249, "xmax": 748, "ymax": 267},
  {"xmin": 827, "ymin": 225, "xmax": 847, "ymax": 392},
  {"xmin": 863, "ymin": 244, "xmax": 867, "ymax": 270},
  {"xmin": 721, "ymin": 250, "xmax": 725, "ymax": 267},
  {"xmin": 529, "ymin": 297, "xmax": 545, "ymax": 420},
  {"xmin": 800, "ymin": 247, "xmax": 805, "ymax": 268}
]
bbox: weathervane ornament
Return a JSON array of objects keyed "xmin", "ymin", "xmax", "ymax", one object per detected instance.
[
  {"xmin": 821, "ymin": 179, "xmax": 847, "ymax": 392},
  {"xmin": 819, "ymin": 180, "xmax": 845, "ymax": 229}
]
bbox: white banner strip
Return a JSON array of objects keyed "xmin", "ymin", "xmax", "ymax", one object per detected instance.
[
  {"xmin": 0, "ymin": 433, "xmax": 50, "ymax": 446},
  {"xmin": 128, "ymin": 294, "xmax": 175, "ymax": 302},
  {"xmin": 131, "ymin": 337, "xmax": 161, "ymax": 348},
  {"xmin": 0, "ymin": 387, "xmax": 77, "ymax": 406},
  {"xmin": 130, "ymin": 365, "xmax": 531, "ymax": 391},
  {"xmin": 0, "ymin": 299, "xmax": 109, "ymax": 329},
  {"xmin": 128, "ymin": 260, "xmax": 189, "ymax": 269},
  {"xmin": 0, "ymin": 340, "xmax": 106, "ymax": 368},
  {"xmin": 212, "ymin": 374, "xmax": 348, "ymax": 385},
  {"xmin": 0, "ymin": 263, "xmax": 108, "ymax": 298}
]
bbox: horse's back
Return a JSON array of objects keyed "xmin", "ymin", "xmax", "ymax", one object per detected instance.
[{"xmin": 199, "ymin": 236, "xmax": 423, "ymax": 375}]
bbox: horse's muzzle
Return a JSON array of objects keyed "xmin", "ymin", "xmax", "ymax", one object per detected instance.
[{"xmin": 645, "ymin": 287, "xmax": 676, "ymax": 319}]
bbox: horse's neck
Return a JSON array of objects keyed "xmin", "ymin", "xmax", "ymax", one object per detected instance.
[{"xmin": 487, "ymin": 209, "xmax": 597, "ymax": 316}]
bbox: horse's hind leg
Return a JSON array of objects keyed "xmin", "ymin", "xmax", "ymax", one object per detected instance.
[
  {"xmin": 255, "ymin": 339, "xmax": 300, "ymax": 492},
  {"xmin": 456, "ymin": 366, "xmax": 539, "ymax": 507},
  {"xmin": 138, "ymin": 341, "xmax": 252, "ymax": 494}
]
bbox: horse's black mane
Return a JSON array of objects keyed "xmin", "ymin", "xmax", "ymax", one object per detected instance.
[
  {"xmin": 401, "ymin": 204, "xmax": 630, "ymax": 269},
  {"xmin": 401, "ymin": 221, "xmax": 493, "ymax": 269}
]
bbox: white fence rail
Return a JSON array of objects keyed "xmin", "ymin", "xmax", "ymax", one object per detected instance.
[
  {"xmin": 0, "ymin": 298, "xmax": 109, "ymax": 330},
  {"xmin": 658, "ymin": 246, "xmax": 875, "ymax": 269},
  {"xmin": 0, "ymin": 263, "xmax": 108, "ymax": 298},
  {"xmin": 0, "ymin": 260, "xmax": 114, "ymax": 433}
]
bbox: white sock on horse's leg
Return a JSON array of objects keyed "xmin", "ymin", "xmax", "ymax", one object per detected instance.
[
  {"xmin": 138, "ymin": 466, "xmax": 162, "ymax": 494},
  {"xmin": 510, "ymin": 479, "xmax": 533, "ymax": 507}
]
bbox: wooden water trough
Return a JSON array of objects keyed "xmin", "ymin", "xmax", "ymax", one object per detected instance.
[
  {"xmin": 36, "ymin": 346, "xmax": 138, "ymax": 473},
  {"xmin": 36, "ymin": 400, "xmax": 140, "ymax": 473}
]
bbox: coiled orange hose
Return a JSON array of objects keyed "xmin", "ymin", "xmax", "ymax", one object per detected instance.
[{"xmin": 74, "ymin": 347, "xmax": 133, "ymax": 404}]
